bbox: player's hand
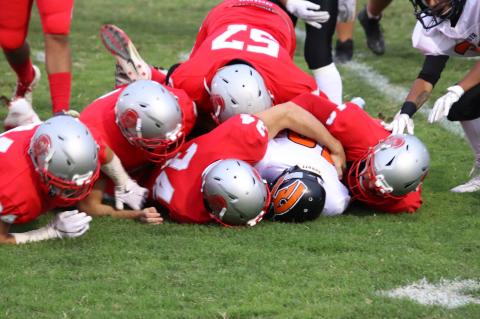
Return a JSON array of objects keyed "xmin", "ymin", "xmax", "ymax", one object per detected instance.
[
  {"xmin": 381, "ymin": 112, "xmax": 414, "ymax": 135},
  {"xmin": 285, "ymin": 0, "xmax": 330, "ymax": 29},
  {"xmin": 114, "ymin": 179, "xmax": 149, "ymax": 210},
  {"xmin": 50, "ymin": 210, "xmax": 92, "ymax": 239},
  {"xmin": 137, "ymin": 207, "xmax": 163, "ymax": 224},
  {"xmin": 330, "ymin": 142, "xmax": 346, "ymax": 179},
  {"xmin": 428, "ymin": 85, "xmax": 464, "ymax": 123}
]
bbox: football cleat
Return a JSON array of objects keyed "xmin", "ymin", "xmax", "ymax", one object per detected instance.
[
  {"xmin": 100, "ymin": 24, "xmax": 151, "ymax": 84},
  {"xmin": 4, "ymin": 98, "xmax": 41, "ymax": 131},
  {"xmin": 13, "ymin": 64, "xmax": 41, "ymax": 104},
  {"xmin": 450, "ymin": 165, "xmax": 480, "ymax": 193},
  {"xmin": 358, "ymin": 6, "xmax": 385, "ymax": 55}
]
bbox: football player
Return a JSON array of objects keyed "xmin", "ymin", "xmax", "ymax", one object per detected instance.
[
  {"xmin": 77, "ymin": 80, "xmax": 197, "ymax": 224},
  {"xmin": 148, "ymin": 101, "xmax": 346, "ymax": 226},
  {"xmin": 383, "ymin": 0, "xmax": 480, "ymax": 192},
  {"xmin": 99, "ymin": 0, "xmax": 321, "ymax": 123},
  {"xmin": 0, "ymin": 115, "xmax": 99, "ymax": 244},
  {"xmin": 292, "ymin": 93, "xmax": 430, "ymax": 213},
  {"xmin": 1, "ymin": 0, "xmax": 75, "ymax": 129},
  {"xmin": 254, "ymin": 131, "xmax": 351, "ymax": 220},
  {"xmin": 271, "ymin": 0, "xmax": 343, "ymax": 104}
]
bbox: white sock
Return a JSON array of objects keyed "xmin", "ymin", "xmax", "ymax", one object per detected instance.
[
  {"xmin": 461, "ymin": 118, "xmax": 480, "ymax": 167},
  {"xmin": 311, "ymin": 63, "xmax": 343, "ymax": 105}
]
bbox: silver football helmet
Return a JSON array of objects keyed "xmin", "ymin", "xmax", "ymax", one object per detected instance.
[
  {"xmin": 115, "ymin": 80, "xmax": 184, "ymax": 162},
  {"xmin": 348, "ymin": 134, "xmax": 430, "ymax": 200},
  {"xmin": 29, "ymin": 115, "xmax": 100, "ymax": 204},
  {"xmin": 201, "ymin": 159, "xmax": 270, "ymax": 226},
  {"xmin": 210, "ymin": 64, "xmax": 273, "ymax": 123}
]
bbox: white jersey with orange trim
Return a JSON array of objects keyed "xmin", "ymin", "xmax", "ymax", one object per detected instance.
[
  {"xmin": 254, "ymin": 131, "xmax": 350, "ymax": 216},
  {"xmin": 412, "ymin": 0, "xmax": 480, "ymax": 57}
]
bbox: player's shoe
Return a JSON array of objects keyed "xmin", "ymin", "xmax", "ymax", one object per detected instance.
[
  {"xmin": 13, "ymin": 65, "xmax": 41, "ymax": 104},
  {"xmin": 334, "ymin": 39, "xmax": 353, "ymax": 64},
  {"xmin": 450, "ymin": 165, "xmax": 480, "ymax": 193},
  {"xmin": 358, "ymin": 6, "xmax": 385, "ymax": 55},
  {"xmin": 4, "ymin": 98, "xmax": 41, "ymax": 131},
  {"xmin": 100, "ymin": 24, "xmax": 151, "ymax": 84},
  {"xmin": 350, "ymin": 97, "xmax": 365, "ymax": 109}
]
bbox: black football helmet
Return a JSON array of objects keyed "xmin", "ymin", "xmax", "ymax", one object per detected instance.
[
  {"xmin": 410, "ymin": 0, "xmax": 466, "ymax": 29},
  {"xmin": 269, "ymin": 166, "xmax": 326, "ymax": 223}
]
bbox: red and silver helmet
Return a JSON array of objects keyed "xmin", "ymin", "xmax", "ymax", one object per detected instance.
[
  {"xmin": 347, "ymin": 134, "xmax": 430, "ymax": 203},
  {"xmin": 29, "ymin": 115, "xmax": 100, "ymax": 205},
  {"xmin": 210, "ymin": 64, "xmax": 273, "ymax": 123},
  {"xmin": 115, "ymin": 80, "xmax": 185, "ymax": 162},
  {"xmin": 410, "ymin": 0, "xmax": 466, "ymax": 29},
  {"xmin": 201, "ymin": 159, "xmax": 270, "ymax": 226}
]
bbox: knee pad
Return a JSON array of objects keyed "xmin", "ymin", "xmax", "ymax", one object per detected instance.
[
  {"xmin": 42, "ymin": 11, "xmax": 71, "ymax": 35},
  {"xmin": 0, "ymin": 28, "xmax": 26, "ymax": 50}
]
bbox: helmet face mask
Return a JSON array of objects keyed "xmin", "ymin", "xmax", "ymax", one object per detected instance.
[
  {"xmin": 269, "ymin": 166, "xmax": 326, "ymax": 223},
  {"xmin": 29, "ymin": 115, "xmax": 100, "ymax": 205},
  {"xmin": 201, "ymin": 159, "xmax": 270, "ymax": 226},
  {"xmin": 347, "ymin": 134, "xmax": 430, "ymax": 203},
  {"xmin": 410, "ymin": 0, "xmax": 466, "ymax": 29},
  {"xmin": 115, "ymin": 80, "xmax": 185, "ymax": 162},
  {"xmin": 209, "ymin": 64, "xmax": 273, "ymax": 123}
]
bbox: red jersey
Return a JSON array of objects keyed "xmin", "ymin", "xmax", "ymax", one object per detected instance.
[
  {"xmin": 169, "ymin": 0, "xmax": 317, "ymax": 114},
  {"xmin": 292, "ymin": 93, "xmax": 422, "ymax": 213},
  {"xmin": 149, "ymin": 114, "xmax": 268, "ymax": 224},
  {"xmin": 0, "ymin": 124, "xmax": 56, "ymax": 224},
  {"xmin": 80, "ymin": 85, "xmax": 197, "ymax": 171}
]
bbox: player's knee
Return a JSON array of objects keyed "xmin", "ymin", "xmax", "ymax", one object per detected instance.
[
  {"xmin": 0, "ymin": 29, "xmax": 26, "ymax": 50},
  {"xmin": 323, "ymin": 197, "xmax": 350, "ymax": 216},
  {"xmin": 42, "ymin": 14, "xmax": 71, "ymax": 35}
]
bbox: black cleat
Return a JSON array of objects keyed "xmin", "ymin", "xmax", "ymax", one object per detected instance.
[
  {"xmin": 334, "ymin": 39, "xmax": 354, "ymax": 64},
  {"xmin": 358, "ymin": 6, "xmax": 385, "ymax": 55}
]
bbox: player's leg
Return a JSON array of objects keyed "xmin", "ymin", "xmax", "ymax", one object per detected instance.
[
  {"xmin": 335, "ymin": 0, "xmax": 356, "ymax": 64},
  {"xmin": 37, "ymin": 0, "xmax": 74, "ymax": 113},
  {"xmin": 305, "ymin": 0, "xmax": 342, "ymax": 104},
  {"xmin": 358, "ymin": 0, "xmax": 392, "ymax": 55}
]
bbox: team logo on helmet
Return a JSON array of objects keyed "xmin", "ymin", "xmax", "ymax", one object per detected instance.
[
  {"xmin": 206, "ymin": 194, "xmax": 228, "ymax": 218},
  {"xmin": 211, "ymin": 94, "xmax": 225, "ymax": 119},
  {"xmin": 32, "ymin": 134, "xmax": 52, "ymax": 162},
  {"xmin": 119, "ymin": 108, "xmax": 139, "ymax": 131},
  {"xmin": 271, "ymin": 177, "xmax": 307, "ymax": 216},
  {"xmin": 382, "ymin": 135, "xmax": 405, "ymax": 149}
]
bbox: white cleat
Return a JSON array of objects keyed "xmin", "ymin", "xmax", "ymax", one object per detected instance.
[
  {"xmin": 4, "ymin": 98, "xmax": 41, "ymax": 131},
  {"xmin": 351, "ymin": 97, "xmax": 366, "ymax": 109},
  {"xmin": 14, "ymin": 64, "xmax": 41, "ymax": 104},
  {"xmin": 450, "ymin": 165, "xmax": 480, "ymax": 193},
  {"xmin": 100, "ymin": 24, "xmax": 151, "ymax": 85}
]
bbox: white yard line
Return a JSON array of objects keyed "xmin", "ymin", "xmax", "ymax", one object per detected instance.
[
  {"xmin": 378, "ymin": 278, "xmax": 480, "ymax": 309},
  {"xmin": 295, "ymin": 28, "xmax": 465, "ymax": 137}
]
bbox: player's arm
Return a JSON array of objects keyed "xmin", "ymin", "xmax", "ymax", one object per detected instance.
[
  {"xmin": 0, "ymin": 220, "xmax": 16, "ymax": 244},
  {"xmin": 383, "ymin": 55, "xmax": 449, "ymax": 133},
  {"xmin": 256, "ymin": 101, "xmax": 346, "ymax": 176},
  {"xmin": 77, "ymin": 178, "xmax": 163, "ymax": 224},
  {"xmin": 100, "ymin": 146, "xmax": 148, "ymax": 210}
]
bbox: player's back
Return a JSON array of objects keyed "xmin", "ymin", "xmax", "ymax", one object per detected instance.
[
  {"xmin": 0, "ymin": 124, "xmax": 52, "ymax": 224},
  {"xmin": 255, "ymin": 131, "xmax": 350, "ymax": 216}
]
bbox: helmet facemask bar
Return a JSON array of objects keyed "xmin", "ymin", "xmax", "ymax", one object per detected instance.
[
  {"xmin": 347, "ymin": 148, "xmax": 403, "ymax": 204},
  {"xmin": 410, "ymin": 0, "xmax": 463, "ymax": 29}
]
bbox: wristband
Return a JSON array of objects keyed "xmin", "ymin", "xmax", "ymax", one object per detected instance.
[{"xmin": 400, "ymin": 101, "xmax": 417, "ymax": 117}]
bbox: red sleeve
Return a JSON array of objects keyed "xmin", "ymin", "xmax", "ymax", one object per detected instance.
[
  {"xmin": 292, "ymin": 93, "xmax": 391, "ymax": 161},
  {"xmin": 366, "ymin": 189, "xmax": 423, "ymax": 214},
  {"xmin": 166, "ymin": 87, "xmax": 197, "ymax": 137}
]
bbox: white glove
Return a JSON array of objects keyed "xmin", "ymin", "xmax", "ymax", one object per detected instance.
[
  {"xmin": 428, "ymin": 85, "xmax": 464, "ymax": 123},
  {"xmin": 114, "ymin": 179, "xmax": 148, "ymax": 210},
  {"xmin": 382, "ymin": 112, "xmax": 415, "ymax": 135},
  {"xmin": 50, "ymin": 210, "xmax": 92, "ymax": 239},
  {"xmin": 285, "ymin": 0, "xmax": 330, "ymax": 29}
]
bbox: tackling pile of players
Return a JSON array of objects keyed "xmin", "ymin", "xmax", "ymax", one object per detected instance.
[{"xmin": 7, "ymin": 0, "xmax": 476, "ymax": 244}]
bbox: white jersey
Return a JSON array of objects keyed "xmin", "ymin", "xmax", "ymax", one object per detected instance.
[
  {"xmin": 412, "ymin": 0, "xmax": 480, "ymax": 57},
  {"xmin": 254, "ymin": 132, "xmax": 350, "ymax": 216}
]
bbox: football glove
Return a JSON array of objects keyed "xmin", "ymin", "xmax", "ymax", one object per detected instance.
[
  {"xmin": 382, "ymin": 112, "xmax": 415, "ymax": 135},
  {"xmin": 285, "ymin": 0, "xmax": 330, "ymax": 29},
  {"xmin": 428, "ymin": 85, "xmax": 464, "ymax": 123},
  {"xmin": 114, "ymin": 179, "xmax": 149, "ymax": 210},
  {"xmin": 50, "ymin": 210, "xmax": 92, "ymax": 239}
]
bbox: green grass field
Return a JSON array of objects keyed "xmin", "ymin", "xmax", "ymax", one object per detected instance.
[{"xmin": 1, "ymin": 1, "xmax": 479, "ymax": 318}]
